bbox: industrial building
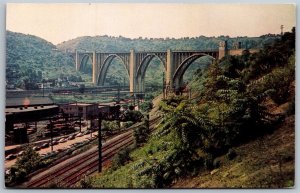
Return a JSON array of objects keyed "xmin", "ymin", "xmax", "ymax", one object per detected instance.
[{"xmin": 59, "ymin": 103, "xmax": 98, "ymax": 120}]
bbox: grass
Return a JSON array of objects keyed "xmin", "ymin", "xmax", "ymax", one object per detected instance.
[{"xmin": 91, "ymin": 129, "xmax": 180, "ymax": 188}]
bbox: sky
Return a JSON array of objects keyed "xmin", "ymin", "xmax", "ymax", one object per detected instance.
[{"xmin": 6, "ymin": 3, "xmax": 296, "ymax": 45}]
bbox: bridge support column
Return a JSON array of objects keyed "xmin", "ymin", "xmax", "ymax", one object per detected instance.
[
  {"xmin": 129, "ymin": 49, "xmax": 136, "ymax": 94},
  {"xmin": 218, "ymin": 40, "xmax": 228, "ymax": 59},
  {"xmin": 92, "ymin": 51, "xmax": 97, "ymax": 84},
  {"xmin": 166, "ymin": 49, "xmax": 173, "ymax": 89},
  {"xmin": 174, "ymin": 78, "xmax": 180, "ymax": 90},
  {"xmin": 137, "ymin": 76, "xmax": 143, "ymax": 94},
  {"xmin": 173, "ymin": 75, "xmax": 183, "ymax": 91}
]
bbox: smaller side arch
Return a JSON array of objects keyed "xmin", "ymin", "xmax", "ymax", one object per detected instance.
[
  {"xmin": 68, "ymin": 53, "xmax": 76, "ymax": 68},
  {"xmin": 136, "ymin": 55, "xmax": 154, "ymax": 79},
  {"xmin": 79, "ymin": 54, "xmax": 92, "ymax": 72},
  {"xmin": 173, "ymin": 54, "xmax": 215, "ymax": 89},
  {"xmin": 97, "ymin": 54, "xmax": 130, "ymax": 86},
  {"xmin": 135, "ymin": 54, "xmax": 166, "ymax": 93}
]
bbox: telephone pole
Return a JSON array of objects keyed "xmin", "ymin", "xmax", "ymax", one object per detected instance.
[
  {"xmin": 280, "ymin": 25, "xmax": 284, "ymax": 35},
  {"xmin": 98, "ymin": 114, "xmax": 102, "ymax": 172},
  {"xmin": 162, "ymin": 72, "xmax": 165, "ymax": 99}
]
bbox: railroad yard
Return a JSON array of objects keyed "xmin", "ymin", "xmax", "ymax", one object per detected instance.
[
  {"xmin": 22, "ymin": 116, "xmax": 160, "ymax": 188},
  {"xmin": 5, "ymin": 105, "xmax": 161, "ymax": 188}
]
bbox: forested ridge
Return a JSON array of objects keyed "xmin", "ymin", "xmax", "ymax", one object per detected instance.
[
  {"xmin": 6, "ymin": 31, "xmax": 83, "ymax": 89},
  {"xmin": 57, "ymin": 33, "xmax": 278, "ymax": 52}
]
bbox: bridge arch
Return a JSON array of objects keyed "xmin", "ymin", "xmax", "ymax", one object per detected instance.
[
  {"xmin": 173, "ymin": 53, "xmax": 215, "ymax": 89},
  {"xmin": 135, "ymin": 54, "xmax": 166, "ymax": 93},
  {"xmin": 97, "ymin": 54, "xmax": 130, "ymax": 86},
  {"xmin": 79, "ymin": 54, "xmax": 92, "ymax": 73}
]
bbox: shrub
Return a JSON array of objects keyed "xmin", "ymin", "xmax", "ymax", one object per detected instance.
[
  {"xmin": 213, "ymin": 158, "xmax": 221, "ymax": 168},
  {"xmin": 227, "ymin": 148, "xmax": 237, "ymax": 160},
  {"xmin": 204, "ymin": 154, "xmax": 214, "ymax": 170},
  {"xmin": 45, "ymin": 180, "xmax": 63, "ymax": 188},
  {"xmin": 133, "ymin": 117, "xmax": 150, "ymax": 146},
  {"xmin": 286, "ymin": 96, "xmax": 295, "ymax": 115},
  {"xmin": 8, "ymin": 166, "xmax": 27, "ymax": 184},
  {"xmin": 111, "ymin": 148, "xmax": 131, "ymax": 169},
  {"xmin": 139, "ymin": 102, "xmax": 153, "ymax": 112},
  {"xmin": 7, "ymin": 145, "xmax": 46, "ymax": 184},
  {"xmin": 122, "ymin": 121, "xmax": 134, "ymax": 128},
  {"xmin": 79, "ymin": 175, "xmax": 93, "ymax": 188}
]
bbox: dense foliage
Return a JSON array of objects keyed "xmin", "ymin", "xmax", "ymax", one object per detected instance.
[
  {"xmin": 6, "ymin": 146, "xmax": 47, "ymax": 184},
  {"xmin": 91, "ymin": 28, "xmax": 295, "ymax": 188},
  {"xmin": 6, "ymin": 31, "xmax": 88, "ymax": 89},
  {"xmin": 57, "ymin": 34, "xmax": 278, "ymax": 52}
]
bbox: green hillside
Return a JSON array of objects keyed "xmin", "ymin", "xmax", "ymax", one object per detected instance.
[
  {"xmin": 57, "ymin": 34, "xmax": 277, "ymax": 52},
  {"xmin": 6, "ymin": 31, "xmax": 88, "ymax": 89}
]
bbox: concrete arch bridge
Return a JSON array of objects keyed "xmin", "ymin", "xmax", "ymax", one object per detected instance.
[{"xmin": 70, "ymin": 41, "xmax": 253, "ymax": 94}]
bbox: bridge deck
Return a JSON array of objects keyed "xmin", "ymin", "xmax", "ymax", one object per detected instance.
[{"xmin": 74, "ymin": 50, "xmax": 219, "ymax": 54}]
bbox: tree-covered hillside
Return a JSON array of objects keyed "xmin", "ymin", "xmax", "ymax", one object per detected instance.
[
  {"xmin": 6, "ymin": 31, "xmax": 85, "ymax": 89},
  {"xmin": 57, "ymin": 34, "xmax": 278, "ymax": 52}
]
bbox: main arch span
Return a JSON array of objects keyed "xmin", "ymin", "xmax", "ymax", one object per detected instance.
[{"xmin": 71, "ymin": 41, "xmax": 249, "ymax": 94}]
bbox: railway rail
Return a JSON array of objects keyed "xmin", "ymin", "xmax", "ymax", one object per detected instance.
[{"xmin": 26, "ymin": 116, "xmax": 161, "ymax": 188}]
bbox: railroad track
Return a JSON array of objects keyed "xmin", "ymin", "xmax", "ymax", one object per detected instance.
[
  {"xmin": 62, "ymin": 137, "xmax": 134, "ymax": 187},
  {"xmin": 26, "ymin": 116, "xmax": 161, "ymax": 188}
]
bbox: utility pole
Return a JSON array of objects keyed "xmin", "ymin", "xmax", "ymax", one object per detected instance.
[
  {"xmin": 79, "ymin": 116, "xmax": 82, "ymax": 132},
  {"xmin": 281, "ymin": 25, "xmax": 284, "ymax": 35},
  {"xmin": 90, "ymin": 118, "xmax": 93, "ymax": 139},
  {"xmin": 98, "ymin": 113, "xmax": 102, "ymax": 172},
  {"xmin": 162, "ymin": 72, "xmax": 165, "ymax": 99},
  {"xmin": 42, "ymin": 80, "xmax": 45, "ymax": 97},
  {"xmin": 117, "ymin": 84, "xmax": 120, "ymax": 103},
  {"xmin": 50, "ymin": 119, "xmax": 53, "ymax": 152}
]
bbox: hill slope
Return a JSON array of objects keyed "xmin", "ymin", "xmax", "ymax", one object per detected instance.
[
  {"xmin": 172, "ymin": 113, "xmax": 295, "ymax": 188},
  {"xmin": 88, "ymin": 29, "xmax": 295, "ymax": 189},
  {"xmin": 57, "ymin": 34, "xmax": 277, "ymax": 52},
  {"xmin": 6, "ymin": 31, "xmax": 85, "ymax": 88}
]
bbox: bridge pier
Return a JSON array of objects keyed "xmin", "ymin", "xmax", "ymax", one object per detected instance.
[
  {"xmin": 136, "ymin": 75, "xmax": 143, "ymax": 94},
  {"xmin": 92, "ymin": 51, "xmax": 97, "ymax": 84},
  {"xmin": 129, "ymin": 49, "xmax": 136, "ymax": 94},
  {"xmin": 166, "ymin": 49, "xmax": 173, "ymax": 89},
  {"xmin": 218, "ymin": 40, "xmax": 228, "ymax": 59}
]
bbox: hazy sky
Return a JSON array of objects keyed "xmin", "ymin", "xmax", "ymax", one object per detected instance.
[{"xmin": 6, "ymin": 3, "xmax": 295, "ymax": 45}]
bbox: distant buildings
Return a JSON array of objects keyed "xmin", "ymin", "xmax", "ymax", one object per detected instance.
[{"xmin": 59, "ymin": 103, "xmax": 98, "ymax": 120}]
